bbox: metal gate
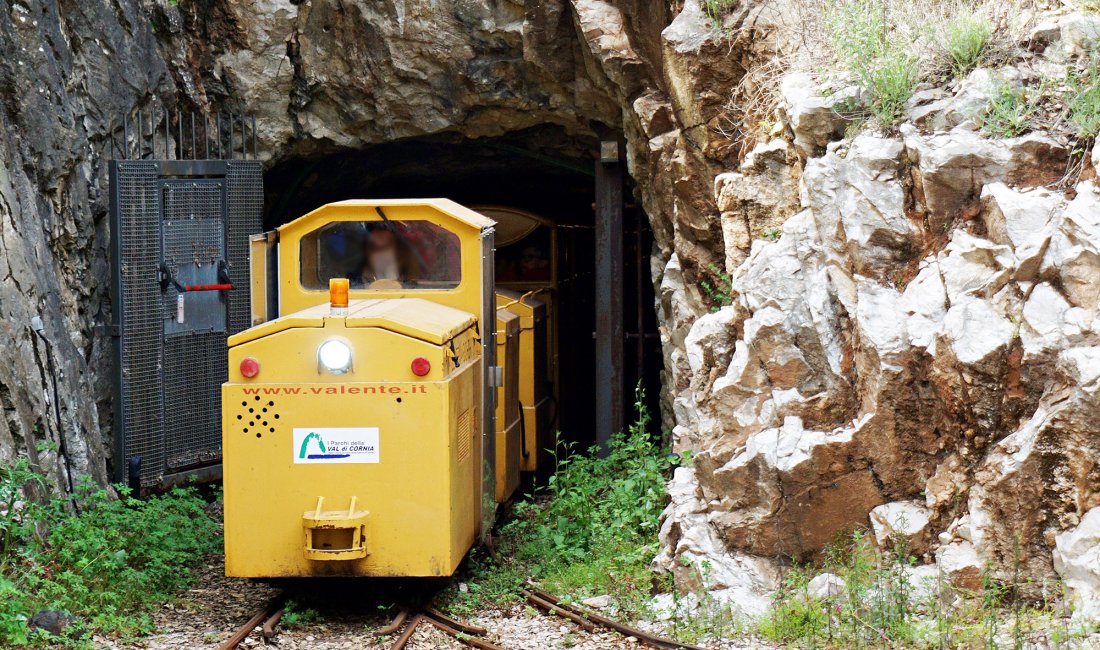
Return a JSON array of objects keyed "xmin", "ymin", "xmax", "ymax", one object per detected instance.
[{"xmin": 109, "ymin": 114, "xmax": 262, "ymax": 489}]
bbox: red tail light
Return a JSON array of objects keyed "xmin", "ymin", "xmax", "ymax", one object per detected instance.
[
  {"xmin": 411, "ymin": 357, "xmax": 431, "ymax": 377},
  {"xmin": 240, "ymin": 357, "xmax": 260, "ymax": 378}
]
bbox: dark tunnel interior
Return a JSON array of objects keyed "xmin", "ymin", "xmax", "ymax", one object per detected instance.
[{"xmin": 263, "ymin": 126, "xmax": 663, "ymax": 452}]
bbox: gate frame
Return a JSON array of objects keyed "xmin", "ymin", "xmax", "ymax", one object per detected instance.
[{"xmin": 109, "ymin": 158, "xmax": 263, "ymax": 491}]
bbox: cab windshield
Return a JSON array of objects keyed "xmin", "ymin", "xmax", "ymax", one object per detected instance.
[{"xmin": 300, "ymin": 220, "xmax": 461, "ymax": 290}]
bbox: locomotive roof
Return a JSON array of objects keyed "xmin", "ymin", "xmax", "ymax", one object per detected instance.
[
  {"xmin": 228, "ymin": 297, "xmax": 478, "ymax": 347},
  {"xmin": 277, "ymin": 198, "xmax": 496, "ymax": 235}
]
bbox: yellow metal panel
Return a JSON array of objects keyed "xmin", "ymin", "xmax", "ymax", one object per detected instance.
[
  {"xmin": 223, "ymin": 318, "xmax": 481, "ymax": 578},
  {"xmin": 249, "ymin": 232, "xmax": 275, "ymax": 327},
  {"xmin": 276, "ymin": 202, "xmax": 491, "ymax": 321},
  {"xmin": 228, "ymin": 298, "xmax": 477, "ymax": 348},
  {"xmin": 495, "ymin": 290, "xmax": 551, "ymax": 471},
  {"xmin": 346, "ymin": 299, "xmax": 478, "ymax": 344},
  {"xmin": 494, "ymin": 308, "xmax": 521, "ymax": 502},
  {"xmin": 280, "ymin": 199, "xmax": 495, "ymax": 236}
]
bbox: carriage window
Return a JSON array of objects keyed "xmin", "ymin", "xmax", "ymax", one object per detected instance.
[{"xmin": 299, "ymin": 221, "xmax": 461, "ymax": 290}]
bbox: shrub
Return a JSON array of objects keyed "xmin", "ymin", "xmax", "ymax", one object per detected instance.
[
  {"xmin": 700, "ymin": 263, "xmax": 734, "ymax": 311},
  {"xmin": 942, "ymin": 8, "xmax": 993, "ymax": 78},
  {"xmin": 981, "ymin": 83, "xmax": 1037, "ymax": 137},
  {"xmin": 702, "ymin": 0, "xmax": 736, "ymax": 22},
  {"xmin": 0, "ymin": 462, "xmax": 218, "ymax": 646},
  {"xmin": 1067, "ymin": 57, "xmax": 1100, "ymax": 139},
  {"xmin": 826, "ymin": 0, "xmax": 919, "ymax": 125},
  {"xmin": 440, "ymin": 387, "xmax": 678, "ymax": 622}
]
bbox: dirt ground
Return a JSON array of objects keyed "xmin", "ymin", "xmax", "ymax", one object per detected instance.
[{"xmin": 99, "ymin": 555, "xmax": 746, "ymax": 650}]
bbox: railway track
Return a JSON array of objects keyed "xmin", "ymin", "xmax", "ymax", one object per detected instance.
[{"xmin": 217, "ymin": 585, "xmax": 711, "ymax": 650}]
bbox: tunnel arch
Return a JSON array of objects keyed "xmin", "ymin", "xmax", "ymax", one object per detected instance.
[{"xmin": 262, "ymin": 125, "xmax": 661, "ymax": 450}]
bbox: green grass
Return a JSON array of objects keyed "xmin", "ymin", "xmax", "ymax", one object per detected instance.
[
  {"xmin": 1067, "ymin": 56, "xmax": 1100, "ymax": 139},
  {"xmin": 701, "ymin": 262, "xmax": 734, "ymax": 312},
  {"xmin": 942, "ymin": 8, "xmax": 993, "ymax": 78},
  {"xmin": 1, "ymin": 458, "xmax": 219, "ymax": 647},
  {"xmin": 439, "ymin": 388, "xmax": 679, "ymax": 624},
  {"xmin": 981, "ymin": 83, "xmax": 1038, "ymax": 137},
  {"xmin": 756, "ymin": 530, "xmax": 1097, "ymax": 649},
  {"xmin": 826, "ymin": 0, "xmax": 919, "ymax": 125},
  {"xmin": 702, "ymin": 0, "xmax": 736, "ymax": 22}
]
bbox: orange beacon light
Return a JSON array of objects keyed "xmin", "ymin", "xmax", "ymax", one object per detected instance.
[{"xmin": 329, "ymin": 278, "xmax": 349, "ymax": 315}]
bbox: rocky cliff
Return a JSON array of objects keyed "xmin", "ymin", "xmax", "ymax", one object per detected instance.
[
  {"xmin": 653, "ymin": 7, "xmax": 1100, "ymax": 621},
  {"xmin": 2, "ymin": 0, "xmax": 1099, "ymax": 623},
  {"xmin": 0, "ymin": 0, "xmax": 744, "ymax": 492}
]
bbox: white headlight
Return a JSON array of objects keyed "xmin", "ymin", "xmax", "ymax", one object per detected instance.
[{"xmin": 318, "ymin": 339, "xmax": 352, "ymax": 374}]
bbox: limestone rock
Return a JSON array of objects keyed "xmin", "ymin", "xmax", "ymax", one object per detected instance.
[
  {"xmin": 653, "ymin": 467, "xmax": 780, "ymax": 618},
  {"xmin": 1042, "ymin": 182, "xmax": 1100, "ymax": 309},
  {"xmin": 779, "ymin": 72, "xmax": 858, "ymax": 156},
  {"xmin": 910, "ymin": 68, "xmax": 1022, "ymax": 132},
  {"xmin": 1058, "ymin": 12, "xmax": 1100, "ymax": 57},
  {"xmin": 806, "ymin": 573, "xmax": 846, "ymax": 600},
  {"xmin": 980, "ymin": 183, "xmax": 1060, "ymax": 280},
  {"xmin": 802, "ymin": 135, "xmax": 918, "ymax": 277},
  {"xmin": 1053, "ymin": 507, "xmax": 1100, "ymax": 622},
  {"xmin": 870, "ymin": 501, "xmax": 932, "ymax": 554},
  {"xmin": 714, "ymin": 139, "xmax": 802, "ymax": 269},
  {"xmin": 936, "ymin": 539, "xmax": 983, "ymax": 591},
  {"xmin": 904, "ymin": 127, "xmax": 1068, "ymax": 230},
  {"xmin": 968, "ymin": 347, "xmax": 1100, "ymax": 591}
]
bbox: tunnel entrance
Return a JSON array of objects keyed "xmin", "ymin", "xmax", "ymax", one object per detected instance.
[{"xmin": 263, "ymin": 126, "xmax": 662, "ymax": 452}]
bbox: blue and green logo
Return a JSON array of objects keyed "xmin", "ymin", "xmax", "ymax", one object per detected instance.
[{"xmin": 298, "ymin": 431, "xmax": 350, "ymax": 460}]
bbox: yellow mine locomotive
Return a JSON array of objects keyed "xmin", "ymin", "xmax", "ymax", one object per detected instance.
[{"xmin": 221, "ymin": 200, "xmax": 550, "ymax": 578}]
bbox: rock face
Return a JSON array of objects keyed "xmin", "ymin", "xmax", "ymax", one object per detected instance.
[
  {"xmin": 5, "ymin": 0, "xmax": 1100, "ymax": 623},
  {"xmin": 0, "ymin": 0, "xmax": 176, "ymax": 492},
  {"xmin": 0, "ymin": 0, "xmax": 756, "ymax": 494},
  {"xmin": 664, "ymin": 112, "xmax": 1100, "ymax": 605}
]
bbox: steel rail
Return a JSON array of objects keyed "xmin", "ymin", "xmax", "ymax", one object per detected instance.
[
  {"xmin": 261, "ymin": 607, "xmax": 284, "ymax": 640},
  {"xmin": 218, "ymin": 597, "xmax": 282, "ymax": 650},
  {"xmin": 529, "ymin": 588, "xmax": 711, "ymax": 650},
  {"xmin": 387, "ymin": 613, "xmax": 423, "ymax": 650},
  {"xmin": 424, "ymin": 606, "xmax": 488, "ymax": 635},
  {"xmin": 419, "ymin": 614, "xmax": 506, "ymax": 650},
  {"xmin": 521, "ymin": 590, "xmax": 597, "ymax": 631},
  {"xmin": 377, "ymin": 607, "xmax": 410, "ymax": 636}
]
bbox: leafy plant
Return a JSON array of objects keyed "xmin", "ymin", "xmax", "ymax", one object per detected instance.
[
  {"xmin": 0, "ymin": 466, "xmax": 218, "ymax": 647},
  {"xmin": 756, "ymin": 528, "xmax": 1092, "ymax": 649},
  {"xmin": 826, "ymin": 0, "xmax": 919, "ymax": 125},
  {"xmin": 1067, "ymin": 56, "xmax": 1100, "ymax": 139},
  {"xmin": 700, "ymin": 263, "xmax": 733, "ymax": 311},
  {"xmin": 702, "ymin": 0, "xmax": 736, "ymax": 22},
  {"xmin": 942, "ymin": 8, "xmax": 993, "ymax": 78},
  {"xmin": 281, "ymin": 599, "xmax": 321, "ymax": 628},
  {"xmin": 981, "ymin": 83, "xmax": 1037, "ymax": 137},
  {"xmin": 440, "ymin": 387, "xmax": 678, "ymax": 625}
]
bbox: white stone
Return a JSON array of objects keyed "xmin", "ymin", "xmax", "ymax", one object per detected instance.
[
  {"xmin": 806, "ymin": 573, "xmax": 846, "ymax": 600},
  {"xmin": 942, "ymin": 297, "xmax": 1013, "ymax": 365},
  {"xmin": 901, "ymin": 260, "xmax": 947, "ymax": 351},
  {"xmin": 981, "ymin": 183, "xmax": 1059, "ymax": 280},
  {"xmin": 935, "ymin": 539, "xmax": 983, "ymax": 590},
  {"xmin": 1059, "ymin": 13, "xmax": 1100, "ymax": 57},
  {"xmin": 938, "ymin": 230, "xmax": 1014, "ymax": 301},
  {"xmin": 581, "ymin": 595, "xmax": 611, "ymax": 609},
  {"xmin": 1053, "ymin": 507, "xmax": 1100, "ymax": 622},
  {"xmin": 779, "ymin": 72, "xmax": 851, "ymax": 156},
  {"xmin": 870, "ymin": 501, "xmax": 932, "ymax": 552},
  {"xmin": 653, "ymin": 468, "xmax": 780, "ymax": 619}
]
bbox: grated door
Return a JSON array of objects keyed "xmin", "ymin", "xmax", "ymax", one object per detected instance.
[{"xmin": 110, "ymin": 160, "xmax": 263, "ymax": 489}]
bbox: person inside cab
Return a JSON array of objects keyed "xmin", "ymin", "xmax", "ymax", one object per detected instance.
[{"xmin": 352, "ymin": 225, "xmax": 418, "ymax": 289}]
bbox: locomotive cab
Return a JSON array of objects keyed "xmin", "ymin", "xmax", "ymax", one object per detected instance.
[{"xmin": 223, "ymin": 200, "xmax": 499, "ymax": 578}]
